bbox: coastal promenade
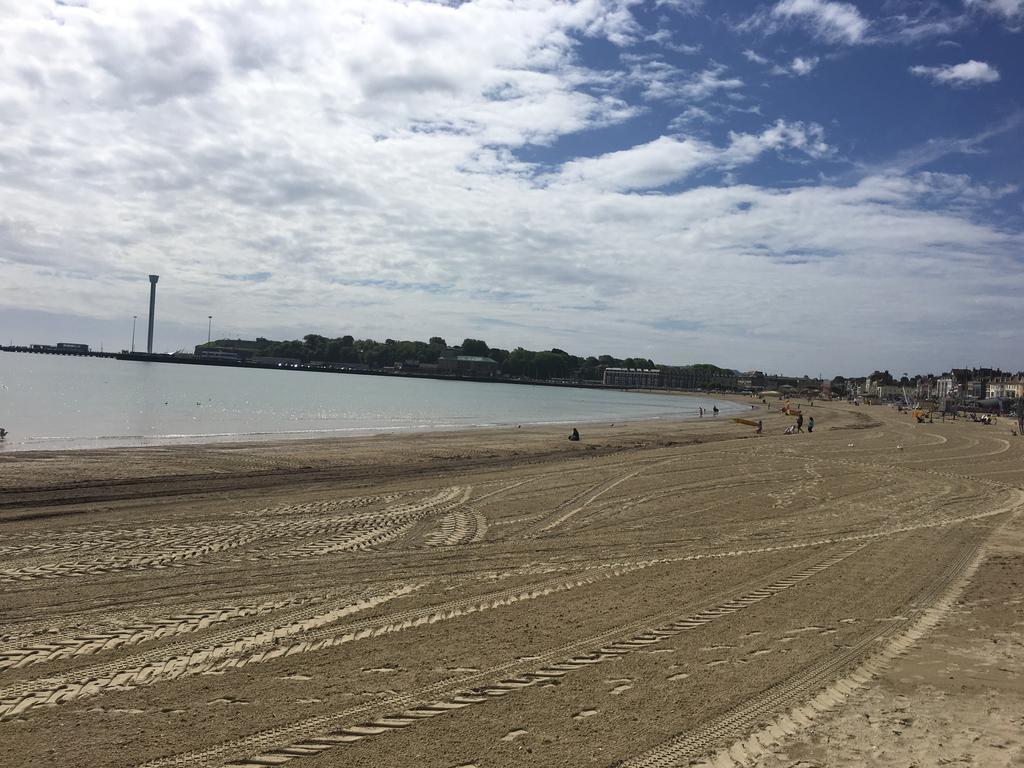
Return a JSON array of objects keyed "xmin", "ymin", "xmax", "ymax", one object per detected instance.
[{"xmin": 0, "ymin": 402, "xmax": 1021, "ymax": 767}]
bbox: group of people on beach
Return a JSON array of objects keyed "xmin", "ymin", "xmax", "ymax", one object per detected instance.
[
  {"xmin": 566, "ymin": 399, "xmax": 819, "ymax": 443},
  {"xmin": 782, "ymin": 413, "xmax": 814, "ymax": 435}
]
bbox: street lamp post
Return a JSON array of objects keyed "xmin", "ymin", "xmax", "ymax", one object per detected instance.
[
  {"xmin": 131, "ymin": 315, "xmax": 137, "ymax": 353},
  {"xmin": 207, "ymin": 316, "xmax": 213, "ymax": 344}
]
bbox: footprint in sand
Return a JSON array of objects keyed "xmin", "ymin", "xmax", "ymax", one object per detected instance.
[
  {"xmin": 750, "ymin": 649, "xmax": 772, "ymax": 656},
  {"xmin": 668, "ymin": 672, "xmax": 689, "ymax": 681},
  {"xmin": 573, "ymin": 709, "xmax": 599, "ymax": 721},
  {"xmin": 501, "ymin": 729, "xmax": 528, "ymax": 742},
  {"xmin": 786, "ymin": 626, "xmax": 824, "ymax": 634},
  {"xmin": 296, "ymin": 698, "xmax": 322, "ymax": 704},
  {"xmin": 744, "ymin": 630, "xmax": 765, "ymax": 637},
  {"xmin": 707, "ymin": 659, "xmax": 728, "ymax": 667},
  {"xmin": 362, "ymin": 665, "xmax": 401, "ymax": 674},
  {"xmin": 207, "ymin": 697, "xmax": 249, "ymax": 705},
  {"xmin": 361, "ymin": 689, "xmax": 399, "ymax": 698},
  {"xmin": 279, "ymin": 673, "xmax": 312, "ymax": 681},
  {"xmin": 90, "ymin": 707, "xmax": 146, "ymax": 715},
  {"xmin": 605, "ymin": 678, "xmax": 633, "ymax": 695}
]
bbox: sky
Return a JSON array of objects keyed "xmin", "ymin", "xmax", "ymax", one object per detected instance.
[{"xmin": 1, "ymin": 0, "xmax": 1022, "ymax": 377}]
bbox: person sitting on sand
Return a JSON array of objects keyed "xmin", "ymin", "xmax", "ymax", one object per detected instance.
[
  {"xmin": 712, "ymin": 406, "xmax": 719, "ymax": 415},
  {"xmin": 0, "ymin": 427, "xmax": 6, "ymax": 439},
  {"xmin": 568, "ymin": 428, "xmax": 580, "ymax": 442}
]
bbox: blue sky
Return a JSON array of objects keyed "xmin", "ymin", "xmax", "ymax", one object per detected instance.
[{"xmin": 0, "ymin": 0, "xmax": 1022, "ymax": 375}]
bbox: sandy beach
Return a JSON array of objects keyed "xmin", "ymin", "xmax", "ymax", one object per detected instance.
[{"xmin": 0, "ymin": 398, "xmax": 1021, "ymax": 768}]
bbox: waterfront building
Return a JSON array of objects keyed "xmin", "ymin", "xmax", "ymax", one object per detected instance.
[
  {"xmin": 437, "ymin": 354, "xmax": 499, "ymax": 377},
  {"xmin": 603, "ymin": 367, "xmax": 662, "ymax": 388},
  {"xmin": 986, "ymin": 377, "xmax": 1024, "ymax": 399}
]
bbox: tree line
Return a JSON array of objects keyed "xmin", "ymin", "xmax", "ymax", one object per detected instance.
[{"xmin": 199, "ymin": 334, "xmax": 674, "ymax": 382}]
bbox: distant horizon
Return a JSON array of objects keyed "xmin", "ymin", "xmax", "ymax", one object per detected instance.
[{"xmin": 4, "ymin": 330, "xmax": 1019, "ymax": 384}]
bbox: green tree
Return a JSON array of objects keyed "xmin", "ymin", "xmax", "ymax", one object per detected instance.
[
  {"xmin": 488, "ymin": 347, "xmax": 510, "ymax": 365},
  {"xmin": 462, "ymin": 339, "xmax": 489, "ymax": 358},
  {"xmin": 461, "ymin": 338, "xmax": 490, "ymax": 356}
]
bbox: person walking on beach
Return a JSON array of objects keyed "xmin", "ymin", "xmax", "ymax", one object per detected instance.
[
  {"xmin": 796, "ymin": 413, "xmax": 804, "ymax": 433},
  {"xmin": 756, "ymin": 420, "xmax": 762, "ymax": 434},
  {"xmin": 807, "ymin": 416, "xmax": 814, "ymax": 433},
  {"xmin": 712, "ymin": 406, "xmax": 719, "ymax": 416}
]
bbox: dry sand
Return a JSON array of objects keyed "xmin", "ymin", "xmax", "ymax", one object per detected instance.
[{"xmin": 0, "ymin": 398, "xmax": 1021, "ymax": 767}]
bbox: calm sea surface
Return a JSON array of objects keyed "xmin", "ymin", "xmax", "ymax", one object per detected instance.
[{"xmin": 0, "ymin": 352, "xmax": 746, "ymax": 451}]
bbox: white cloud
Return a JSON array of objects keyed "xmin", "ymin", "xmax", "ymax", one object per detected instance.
[
  {"xmin": 621, "ymin": 61, "xmax": 742, "ymax": 102},
  {"xmin": 670, "ymin": 42, "xmax": 703, "ymax": 54},
  {"xmin": 656, "ymin": 0, "xmax": 705, "ymax": 11},
  {"xmin": 965, "ymin": 0, "xmax": 1024, "ymax": 25},
  {"xmin": 551, "ymin": 120, "xmax": 829, "ymax": 191},
  {"xmin": 910, "ymin": 60, "xmax": 1001, "ymax": 86},
  {"xmin": 743, "ymin": 49, "xmax": 770, "ymax": 65},
  {"xmin": 769, "ymin": 56, "xmax": 820, "ymax": 76},
  {"xmin": 790, "ymin": 56, "xmax": 819, "ymax": 75},
  {"xmin": 741, "ymin": 0, "xmax": 966, "ymax": 46},
  {"xmin": 582, "ymin": 1, "xmax": 645, "ymax": 46},
  {"xmin": 645, "ymin": 28, "xmax": 702, "ymax": 53},
  {"xmin": 679, "ymin": 65, "xmax": 744, "ymax": 99},
  {"xmin": 771, "ymin": 0, "xmax": 869, "ymax": 43},
  {"xmin": 552, "ymin": 136, "xmax": 723, "ymax": 191},
  {"xmin": 669, "ymin": 106, "xmax": 720, "ymax": 128}
]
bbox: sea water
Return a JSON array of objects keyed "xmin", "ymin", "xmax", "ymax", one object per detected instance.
[{"xmin": 0, "ymin": 352, "xmax": 746, "ymax": 451}]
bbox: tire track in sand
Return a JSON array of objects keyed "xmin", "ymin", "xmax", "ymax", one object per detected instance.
[
  {"xmin": 0, "ymin": 585, "xmax": 419, "ymax": 721},
  {"xmin": 0, "ymin": 489, "xmax": 466, "ymax": 583},
  {"xmin": 616, "ymin": 516, "xmax": 999, "ymax": 768},
  {"xmin": 0, "ymin": 594, "xmax": 319, "ymax": 671},
  {"xmin": 134, "ymin": 545, "xmax": 864, "ymax": 768}
]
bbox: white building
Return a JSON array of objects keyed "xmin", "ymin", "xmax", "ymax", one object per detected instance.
[
  {"xmin": 934, "ymin": 375, "xmax": 955, "ymax": 400},
  {"xmin": 987, "ymin": 378, "xmax": 1024, "ymax": 399}
]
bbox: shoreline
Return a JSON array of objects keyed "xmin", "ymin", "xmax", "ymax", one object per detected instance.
[
  {"xmin": 0, "ymin": 403, "xmax": 786, "ymax": 501},
  {"xmin": 0, "ymin": 390, "xmax": 754, "ymax": 455}
]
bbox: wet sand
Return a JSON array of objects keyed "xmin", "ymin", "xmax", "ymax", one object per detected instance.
[{"xmin": 0, "ymin": 399, "xmax": 1021, "ymax": 767}]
